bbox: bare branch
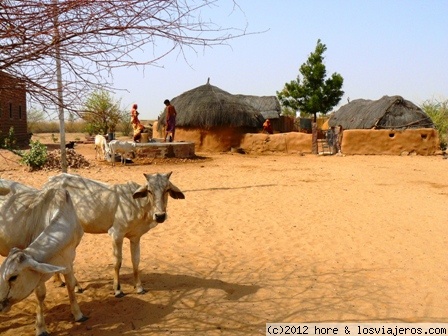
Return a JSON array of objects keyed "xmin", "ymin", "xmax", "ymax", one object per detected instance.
[{"xmin": 1, "ymin": 0, "xmax": 256, "ymax": 115}]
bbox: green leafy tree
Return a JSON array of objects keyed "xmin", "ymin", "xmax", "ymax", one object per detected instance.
[
  {"xmin": 421, "ymin": 99, "xmax": 448, "ymax": 150},
  {"xmin": 81, "ymin": 90, "xmax": 123, "ymax": 135},
  {"xmin": 277, "ymin": 39, "xmax": 344, "ymax": 153},
  {"xmin": 118, "ymin": 110, "xmax": 133, "ymax": 137}
]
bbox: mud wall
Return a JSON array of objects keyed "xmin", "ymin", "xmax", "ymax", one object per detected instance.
[
  {"xmin": 153, "ymin": 122, "xmax": 440, "ymax": 155},
  {"xmin": 239, "ymin": 133, "xmax": 312, "ymax": 154},
  {"xmin": 153, "ymin": 123, "xmax": 248, "ymax": 152},
  {"xmin": 341, "ymin": 129, "xmax": 439, "ymax": 155}
]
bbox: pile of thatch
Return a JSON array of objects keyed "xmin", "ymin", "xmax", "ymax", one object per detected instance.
[
  {"xmin": 157, "ymin": 81, "xmax": 264, "ymax": 131},
  {"xmin": 329, "ymin": 95, "xmax": 434, "ymax": 130}
]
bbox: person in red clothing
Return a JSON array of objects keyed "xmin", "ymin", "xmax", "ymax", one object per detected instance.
[
  {"xmin": 130, "ymin": 103, "xmax": 145, "ymax": 142},
  {"xmin": 263, "ymin": 118, "xmax": 273, "ymax": 134},
  {"xmin": 164, "ymin": 99, "xmax": 177, "ymax": 142}
]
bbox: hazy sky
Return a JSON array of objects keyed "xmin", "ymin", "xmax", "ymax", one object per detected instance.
[{"xmin": 111, "ymin": 0, "xmax": 448, "ymax": 120}]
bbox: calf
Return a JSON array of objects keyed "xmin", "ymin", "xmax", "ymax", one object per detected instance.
[
  {"xmin": 94, "ymin": 135, "xmax": 109, "ymax": 161},
  {"xmin": 107, "ymin": 140, "xmax": 136, "ymax": 166},
  {"xmin": 43, "ymin": 172, "xmax": 185, "ymax": 297},
  {"xmin": 0, "ymin": 186, "xmax": 87, "ymax": 336}
]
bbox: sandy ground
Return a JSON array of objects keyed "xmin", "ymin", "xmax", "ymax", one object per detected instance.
[{"xmin": 0, "ymin": 134, "xmax": 447, "ymax": 335}]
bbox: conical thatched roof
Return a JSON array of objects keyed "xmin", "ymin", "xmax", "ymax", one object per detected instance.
[
  {"xmin": 329, "ymin": 95, "xmax": 434, "ymax": 130},
  {"xmin": 157, "ymin": 80, "xmax": 264, "ymax": 130}
]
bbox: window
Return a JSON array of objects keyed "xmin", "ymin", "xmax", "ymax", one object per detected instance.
[
  {"xmin": 19, "ymin": 105, "xmax": 22, "ymax": 119},
  {"xmin": 9, "ymin": 103, "xmax": 12, "ymax": 118}
]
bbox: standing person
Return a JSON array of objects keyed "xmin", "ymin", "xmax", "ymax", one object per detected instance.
[
  {"xmin": 326, "ymin": 126, "xmax": 337, "ymax": 154},
  {"xmin": 131, "ymin": 103, "xmax": 145, "ymax": 142},
  {"xmin": 164, "ymin": 99, "xmax": 177, "ymax": 142},
  {"xmin": 263, "ymin": 118, "xmax": 273, "ymax": 134},
  {"xmin": 336, "ymin": 125, "xmax": 344, "ymax": 155}
]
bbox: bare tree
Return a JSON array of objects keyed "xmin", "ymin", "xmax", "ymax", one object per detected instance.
[{"xmin": 0, "ymin": 0, "xmax": 252, "ymax": 171}]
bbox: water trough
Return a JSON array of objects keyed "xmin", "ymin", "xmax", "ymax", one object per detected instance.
[{"xmin": 134, "ymin": 139, "xmax": 196, "ymax": 159}]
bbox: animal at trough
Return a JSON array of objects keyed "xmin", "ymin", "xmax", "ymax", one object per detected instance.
[
  {"xmin": 43, "ymin": 172, "xmax": 185, "ymax": 297},
  {"xmin": 107, "ymin": 140, "xmax": 136, "ymax": 166},
  {"xmin": 0, "ymin": 186, "xmax": 88, "ymax": 336},
  {"xmin": 94, "ymin": 134, "xmax": 109, "ymax": 161}
]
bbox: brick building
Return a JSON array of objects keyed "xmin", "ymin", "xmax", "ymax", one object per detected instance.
[{"xmin": 0, "ymin": 71, "xmax": 30, "ymax": 146}]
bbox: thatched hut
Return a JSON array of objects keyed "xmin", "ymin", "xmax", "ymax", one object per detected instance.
[
  {"xmin": 328, "ymin": 96, "xmax": 438, "ymax": 155},
  {"xmin": 328, "ymin": 95, "xmax": 434, "ymax": 130},
  {"xmin": 156, "ymin": 80, "xmax": 266, "ymax": 151}
]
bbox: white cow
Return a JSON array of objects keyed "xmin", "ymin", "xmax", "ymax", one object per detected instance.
[
  {"xmin": 0, "ymin": 178, "xmax": 37, "ymax": 193},
  {"xmin": 0, "ymin": 179, "xmax": 83, "ymax": 292},
  {"xmin": 94, "ymin": 134, "xmax": 109, "ymax": 161},
  {"xmin": 44, "ymin": 172, "xmax": 185, "ymax": 297},
  {"xmin": 107, "ymin": 140, "xmax": 136, "ymax": 166},
  {"xmin": 0, "ymin": 186, "xmax": 88, "ymax": 336}
]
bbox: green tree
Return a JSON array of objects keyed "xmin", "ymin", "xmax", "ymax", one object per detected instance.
[
  {"xmin": 81, "ymin": 90, "xmax": 123, "ymax": 135},
  {"xmin": 421, "ymin": 99, "xmax": 448, "ymax": 150},
  {"xmin": 277, "ymin": 39, "xmax": 344, "ymax": 153}
]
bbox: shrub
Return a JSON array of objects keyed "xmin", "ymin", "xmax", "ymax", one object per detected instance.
[
  {"xmin": 20, "ymin": 140, "xmax": 48, "ymax": 171},
  {"xmin": 0, "ymin": 127, "xmax": 18, "ymax": 150},
  {"xmin": 421, "ymin": 99, "xmax": 448, "ymax": 150}
]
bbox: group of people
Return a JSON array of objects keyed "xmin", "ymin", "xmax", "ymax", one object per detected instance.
[{"xmin": 130, "ymin": 99, "xmax": 177, "ymax": 143}]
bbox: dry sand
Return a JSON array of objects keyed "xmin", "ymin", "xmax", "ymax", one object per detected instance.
[{"xmin": 0, "ymin": 134, "xmax": 447, "ymax": 335}]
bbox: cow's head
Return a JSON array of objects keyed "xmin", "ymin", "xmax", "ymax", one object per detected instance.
[
  {"xmin": 132, "ymin": 172, "xmax": 185, "ymax": 224},
  {"xmin": 0, "ymin": 248, "xmax": 65, "ymax": 312}
]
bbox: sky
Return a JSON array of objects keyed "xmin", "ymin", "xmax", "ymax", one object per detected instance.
[{"xmin": 110, "ymin": 0, "xmax": 448, "ymax": 120}]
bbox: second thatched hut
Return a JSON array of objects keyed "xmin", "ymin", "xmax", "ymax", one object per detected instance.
[
  {"xmin": 328, "ymin": 95, "xmax": 439, "ymax": 155},
  {"xmin": 156, "ymin": 80, "xmax": 268, "ymax": 151}
]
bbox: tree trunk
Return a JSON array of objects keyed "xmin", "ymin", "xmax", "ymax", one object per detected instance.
[{"xmin": 312, "ymin": 122, "xmax": 318, "ymax": 154}]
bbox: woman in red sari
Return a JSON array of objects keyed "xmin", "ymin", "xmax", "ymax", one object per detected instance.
[{"xmin": 131, "ymin": 103, "xmax": 145, "ymax": 142}]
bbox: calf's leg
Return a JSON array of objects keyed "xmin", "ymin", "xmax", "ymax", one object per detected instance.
[
  {"xmin": 34, "ymin": 282, "xmax": 48, "ymax": 336},
  {"xmin": 63, "ymin": 271, "xmax": 88, "ymax": 322},
  {"xmin": 130, "ymin": 237, "xmax": 145, "ymax": 294},
  {"xmin": 111, "ymin": 235, "xmax": 125, "ymax": 297}
]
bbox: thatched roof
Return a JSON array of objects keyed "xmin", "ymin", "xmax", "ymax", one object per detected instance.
[
  {"xmin": 157, "ymin": 80, "xmax": 265, "ymax": 130},
  {"xmin": 328, "ymin": 95, "xmax": 434, "ymax": 130},
  {"xmin": 235, "ymin": 95, "xmax": 281, "ymax": 120}
]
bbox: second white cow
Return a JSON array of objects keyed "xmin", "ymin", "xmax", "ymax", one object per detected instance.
[
  {"xmin": 0, "ymin": 186, "xmax": 88, "ymax": 336},
  {"xmin": 44, "ymin": 172, "xmax": 185, "ymax": 297},
  {"xmin": 107, "ymin": 140, "xmax": 136, "ymax": 166}
]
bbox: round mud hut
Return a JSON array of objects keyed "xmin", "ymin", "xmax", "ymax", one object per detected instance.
[
  {"xmin": 156, "ymin": 79, "xmax": 264, "ymax": 152},
  {"xmin": 328, "ymin": 95, "xmax": 439, "ymax": 155}
]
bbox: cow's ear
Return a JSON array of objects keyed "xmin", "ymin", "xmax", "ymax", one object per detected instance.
[
  {"xmin": 168, "ymin": 183, "xmax": 185, "ymax": 199},
  {"xmin": 133, "ymin": 185, "xmax": 148, "ymax": 199},
  {"xmin": 0, "ymin": 187, "xmax": 11, "ymax": 196},
  {"xmin": 30, "ymin": 261, "xmax": 66, "ymax": 274},
  {"xmin": 22, "ymin": 254, "xmax": 67, "ymax": 274}
]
